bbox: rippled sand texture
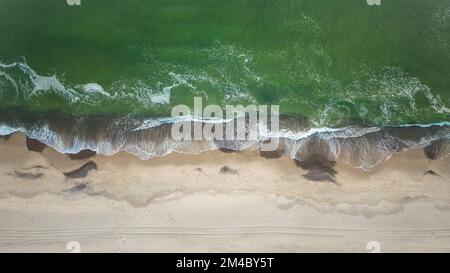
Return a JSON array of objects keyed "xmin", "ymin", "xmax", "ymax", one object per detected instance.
[{"xmin": 0, "ymin": 133, "xmax": 450, "ymax": 252}]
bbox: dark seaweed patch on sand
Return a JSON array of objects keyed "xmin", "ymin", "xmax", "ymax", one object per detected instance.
[
  {"xmin": 64, "ymin": 161, "xmax": 97, "ymax": 179},
  {"xmin": 220, "ymin": 166, "xmax": 239, "ymax": 175},
  {"xmin": 13, "ymin": 171, "xmax": 43, "ymax": 180},
  {"xmin": 23, "ymin": 165, "xmax": 47, "ymax": 170},
  {"xmin": 64, "ymin": 183, "xmax": 89, "ymax": 194},
  {"xmin": 294, "ymin": 155, "xmax": 337, "ymax": 183},
  {"xmin": 425, "ymin": 170, "xmax": 439, "ymax": 176}
]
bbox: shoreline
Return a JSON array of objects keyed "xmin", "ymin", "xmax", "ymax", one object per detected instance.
[
  {"xmin": 1, "ymin": 116, "xmax": 449, "ymax": 171},
  {"xmin": 1, "ymin": 132, "xmax": 450, "ymax": 252}
]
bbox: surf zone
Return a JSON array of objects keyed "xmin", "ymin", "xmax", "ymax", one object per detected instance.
[{"xmin": 171, "ymin": 97, "xmax": 280, "ymax": 151}]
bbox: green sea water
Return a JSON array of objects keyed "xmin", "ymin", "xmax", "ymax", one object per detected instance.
[{"xmin": 0, "ymin": 0, "xmax": 449, "ymax": 127}]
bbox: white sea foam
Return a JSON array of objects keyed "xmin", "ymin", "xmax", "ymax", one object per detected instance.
[
  {"xmin": 81, "ymin": 83, "xmax": 111, "ymax": 97},
  {"xmin": 1, "ymin": 118, "xmax": 448, "ymax": 171},
  {"xmin": 0, "ymin": 60, "xmax": 449, "ymax": 170},
  {"xmin": 0, "ymin": 60, "xmax": 179, "ymax": 109}
]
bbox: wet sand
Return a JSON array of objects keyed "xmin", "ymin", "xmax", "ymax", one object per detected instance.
[{"xmin": 0, "ymin": 133, "xmax": 450, "ymax": 252}]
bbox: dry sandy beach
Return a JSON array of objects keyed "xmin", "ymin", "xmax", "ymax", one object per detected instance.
[{"xmin": 0, "ymin": 133, "xmax": 449, "ymax": 252}]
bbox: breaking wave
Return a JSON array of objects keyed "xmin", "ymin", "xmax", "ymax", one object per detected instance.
[
  {"xmin": 0, "ymin": 60, "xmax": 177, "ymax": 115},
  {"xmin": 0, "ymin": 115, "xmax": 448, "ymax": 171}
]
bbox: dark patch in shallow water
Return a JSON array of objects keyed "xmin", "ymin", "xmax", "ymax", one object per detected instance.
[
  {"xmin": 26, "ymin": 137, "xmax": 46, "ymax": 152},
  {"xmin": 1, "ymin": 113, "xmax": 449, "ymax": 172},
  {"xmin": 294, "ymin": 155, "xmax": 337, "ymax": 175},
  {"xmin": 64, "ymin": 161, "xmax": 97, "ymax": 179},
  {"xmin": 424, "ymin": 140, "xmax": 447, "ymax": 160},
  {"xmin": 218, "ymin": 147, "xmax": 238, "ymax": 153},
  {"xmin": 68, "ymin": 149, "xmax": 96, "ymax": 160},
  {"xmin": 302, "ymin": 169, "xmax": 336, "ymax": 183},
  {"xmin": 0, "ymin": 134, "xmax": 12, "ymax": 141},
  {"xmin": 259, "ymin": 141, "xmax": 284, "ymax": 159}
]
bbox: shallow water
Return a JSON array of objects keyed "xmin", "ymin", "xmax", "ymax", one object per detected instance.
[{"xmin": 0, "ymin": 0, "xmax": 449, "ymax": 165}]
